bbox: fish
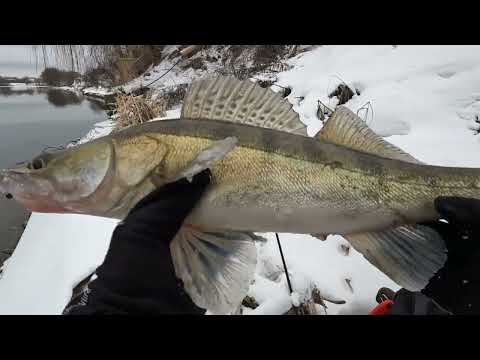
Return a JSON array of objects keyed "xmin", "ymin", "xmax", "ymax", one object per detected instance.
[{"xmin": 1, "ymin": 75, "xmax": 480, "ymax": 313}]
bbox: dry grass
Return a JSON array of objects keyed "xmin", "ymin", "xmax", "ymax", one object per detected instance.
[
  {"xmin": 113, "ymin": 94, "xmax": 167, "ymax": 131},
  {"xmin": 238, "ymin": 286, "xmax": 346, "ymax": 315}
]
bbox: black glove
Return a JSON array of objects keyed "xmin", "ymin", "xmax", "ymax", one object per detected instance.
[
  {"xmin": 64, "ymin": 170, "xmax": 211, "ymax": 315},
  {"xmin": 387, "ymin": 289, "xmax": 450, "ymax": 315},
  {"xmin": 420, "ymin": 196, "xmax": 480, "ymax": 315}
]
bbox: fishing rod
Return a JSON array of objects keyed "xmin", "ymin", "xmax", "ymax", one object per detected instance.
[{"xmin": 275, "ymin": 232, "xmax": 293, "ymax": 295}]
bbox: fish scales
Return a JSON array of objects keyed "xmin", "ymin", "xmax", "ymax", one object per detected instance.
[{"xmin": 107, "ymin": 118, "xmax": 480, "ymax": 235}]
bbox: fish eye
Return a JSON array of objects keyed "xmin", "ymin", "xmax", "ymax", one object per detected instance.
[{"xmin": 29, "ymin": 158, "xmax": 46, "ymax": 170}]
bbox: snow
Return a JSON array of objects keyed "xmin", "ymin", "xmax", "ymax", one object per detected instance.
[
  {"xmin": 122, "ymin": 46, "xmax": 225, "ymax": 95},
  {"xmin": 76, "ymin": 119, "xmax": 115, "ymax": 145},
  {"xmin": 247, "ymin": 233, "xmax": 397, "ymax": 315},
  {"xmin": 290, "ymin": 292, "xmax": 300, "ymax": 307},
  {"xmin": 83, "ymin": 87, "xmax": 116, "ymax": 97},
  {"xmin": 0, "ymin": 83, "xmax": 47, "ymax": 89},
  {"xmin": 278, "ymin": 46, "xmax": 480, "ymax": 167},
  {"xmin": 152, "ymin": 107, "xmax": 182, "ymax": 121},
  {"xmin": 2, "ymin": 45, "xmax": 480, "ymax": 314},
  {"xmin": 0, "ymin": 213, "xmax": 117, "ymax": 314}
]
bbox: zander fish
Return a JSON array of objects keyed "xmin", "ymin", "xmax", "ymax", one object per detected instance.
[{"xmin": 2, "ymin": 76, "xmax": 479, "ymax": 313}]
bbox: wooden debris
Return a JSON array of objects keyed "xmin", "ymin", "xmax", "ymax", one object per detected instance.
[
  {"xmin": 284, "ymin": 302, "xmax": 318, "ymax": 315},
  {"xmin": 316, "ymin": 100, "xmax": 334, "ymax": 122},
  {"xmin": 242, "ymin": 295, "xmax": 259, "ymax": 310},
  {"xmin": 345, "ymin": 278, "xmax": 354, "ymax": 293},
  {"xmin": 179, "ymin": 45, "xmax": 202, "ymax": 58},
  {"xmin": 284, "ymin": 286, "xmax": 346, "ymax": 315},
  {"xmin": 328, "ymin": 83, "xmax": 355, "ymax": 106},
  {"xmin": 340, "ymin": 244, "xmax": 351, "ymax": 256}
]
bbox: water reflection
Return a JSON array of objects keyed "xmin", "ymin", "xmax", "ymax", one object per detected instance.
[
  {"xmin": 46, "ymin": 89, "xmax": 83, "ymax": 107},
  {"xmin": 0, "ymin": 86, "xmax": 35, "ymax": 97},
  {"xmin": 88, "ymin": 98, "xmax": 107, "ymax": 112},
  {"xmin": 0, "ymin": 86, "xmax": 107, "ymax": 111}
]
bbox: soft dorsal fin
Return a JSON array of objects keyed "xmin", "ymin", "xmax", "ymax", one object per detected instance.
[
  {"xmin": 316, "ymin": 106, "xmax": 421, "ymax": 164},
  {"xmin": 181, "ymin": 75, "xmax": 308, "ymax": 136}
]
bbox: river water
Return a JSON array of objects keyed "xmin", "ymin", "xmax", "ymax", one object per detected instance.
[{"xmin": 0, "ymin": 86, "xmax": 108, "ymax": 265}]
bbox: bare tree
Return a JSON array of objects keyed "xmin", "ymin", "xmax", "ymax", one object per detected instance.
[{"xmin": 32, "ymin": 45, "xmax": 165, "ymax": 85}]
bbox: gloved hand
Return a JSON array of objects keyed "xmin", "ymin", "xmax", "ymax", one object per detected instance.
[
  {"xmin": 420, "ymin": 196, "xmax": 480, "ymax": 314},
  {"xmin": 64, "ymin": 170, "xmax": 211, "ymax": 315},
  {"xmin": 387, "ymin": 289, "xmax": 450, "ymax": 315},
  {"xmin": 118, "ymin": 169, "xmax": 211, "ymax": 246}
]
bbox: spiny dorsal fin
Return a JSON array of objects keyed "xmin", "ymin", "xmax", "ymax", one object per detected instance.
[
  {"xmin": 181, "ymin": 75, "xmax": 308, "ymax": 136},
  {"xmin": 316, "ymin": 106, "xmax": 421, "ymax": 164}
]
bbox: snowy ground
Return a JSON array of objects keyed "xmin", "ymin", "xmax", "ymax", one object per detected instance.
[
  {"xmin": 122, "ymin": 45, "xmax": 226, "ymax": 95},
  {"xmin": 0, "ymin": 84, "xmax": 49, "ymax": 90},
  {"xmin": 82, "ymin": 87, "xmax": 116, "ymax": 97},
  {"xmin": 1, "ymin": 45, "xmax": 480, "ymax": 314}
]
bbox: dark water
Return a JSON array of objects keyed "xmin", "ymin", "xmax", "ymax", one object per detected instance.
[{"xmin": 0, "ymin": 86, "xmax": 108, "ymax": 263}]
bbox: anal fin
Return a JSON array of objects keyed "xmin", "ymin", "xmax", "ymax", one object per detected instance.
[
  {"xmin": 344, "ymin": 225, "xmax": 447, "ymax": 291},
  {"xmin": 170, "ymin": 226, "xmax": 258, "ymax": 314}
]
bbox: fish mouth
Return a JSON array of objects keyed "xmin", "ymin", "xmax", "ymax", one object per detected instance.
[
  {"xmin": 0, "ymin": 169, "xmax": 13, "ymax": 197},
  {"xmin": 0, "ymin": 169, "xmax": 29, "ymax": 195},
  {"xmin": 0, "ymin": 169, "xmax": 66, "ymax": 213}
]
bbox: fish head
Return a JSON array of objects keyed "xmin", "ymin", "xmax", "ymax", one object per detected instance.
[{"xmin": 0, "ymin": 140, "xmax": 114, "ymax": 214}]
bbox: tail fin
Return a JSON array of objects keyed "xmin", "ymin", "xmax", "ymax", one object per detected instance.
[{"xmin": 345, "ymin": 224, "xmax": 447, "ymax": 290}]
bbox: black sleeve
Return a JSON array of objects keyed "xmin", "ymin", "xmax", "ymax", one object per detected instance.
[
  {"xmin": 388, "ymin": 289, "xmax": 451, "ymax": 315},
  {"xmin": 420, "ymin": 197, "xmax": 480, "ymax": 315},
  {"xmin": 64, "ymin": 171, "xmax": 211, "ymax": 315}
]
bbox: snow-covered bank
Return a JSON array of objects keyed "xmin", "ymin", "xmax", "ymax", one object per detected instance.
[
  {"xmin": 1, "ymin": 83, "xmax": 48, "ymax": 88},
  {"xmin": 82, "ymin": 87, "xmax": 116, "ymax": 98},
  {"xmin": 2, "ymin": 45, "xmax": 480, "ymax": 314},
  {"xmin": 277, "ymin": 45, "xmax": 480, "ymax": 167},
  {"xmin": 76, "ymin": 119, "xmax": 116, "ymax": 144},
  {"xmin": 0, "ymin": 214, "xmax": 117, "ymax": 314}
]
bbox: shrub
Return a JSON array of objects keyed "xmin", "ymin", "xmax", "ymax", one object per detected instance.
[
  {"xmin": 40, "ymin": 67, "xmax": 80, "ymax": 86},
  {"xmin": 113, "ymin": 94, "xmax": 167, "ymax": 130}
]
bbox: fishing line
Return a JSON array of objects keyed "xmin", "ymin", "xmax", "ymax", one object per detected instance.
[
  {"xmin": 143, "ymin": 57, "xmax": 183, "ymax": 88},
  {"xmin": 251, "ymin": 77, "xmax": 290, "ymax": 90},
  {"xmin": 275, "ymin": 232, "xmax": 293, "ymax": 294}
]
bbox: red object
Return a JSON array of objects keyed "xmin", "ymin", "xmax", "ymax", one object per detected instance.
[{"xmin": 369, "ymin": 300, "xmax": 394, "ymax": 315}]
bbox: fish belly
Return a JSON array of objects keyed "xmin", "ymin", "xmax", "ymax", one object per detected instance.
[
  {"xmin": 185, "ymin": 151, "xmax": 402, "ymax": 235},
  {"xmin": 188, "ymin": 200, "xmax": 401, "ymax": 235}
]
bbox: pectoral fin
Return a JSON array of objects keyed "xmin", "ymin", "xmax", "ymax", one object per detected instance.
[
  {"xmin": 344, "ymin": 225, "xmax": 447, "ymax": 291},
  {"xmin": 172, "ymin": 136, "xmax": 238, "ymax": 182},
  {"xmin": 170, "ymin": 227, "xmax": 258, "ymax": 314}
]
